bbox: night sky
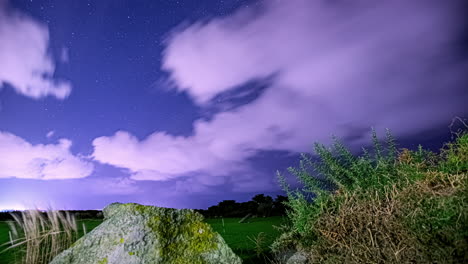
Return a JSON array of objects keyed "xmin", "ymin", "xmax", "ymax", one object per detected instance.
[{"xmin": 0, "ymin": 0, "xmax": 467, "ymax": 210}]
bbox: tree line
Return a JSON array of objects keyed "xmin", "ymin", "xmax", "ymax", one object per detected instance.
[
  {"xmin": 0, "ymin": 194, "xmax": 288, "ymax": 220},
  {"xmin": 195, "ymin": 194, "xmax": 288, "ymax": 218}
]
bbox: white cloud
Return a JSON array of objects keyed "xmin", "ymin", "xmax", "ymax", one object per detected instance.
[
  {"xmin": 93, "ymin": 0, "xmax": 467, "ymax": 189},
  {"xmin": 0, "ymin": 131, "xmax": 94, "ymax": 179},
  {"xmin": 0, "ymin": 2, "xmax": 71, "ymax": 99},
  {"xmin": 92, "ymin": 131, "xmax": 243, "ymax": 181}
]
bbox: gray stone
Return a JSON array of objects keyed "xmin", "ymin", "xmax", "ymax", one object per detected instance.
[
  {"xmin": 286, "ymin": 251, "xmax": 308, "ymax": 264},
  {"xmin": 50, "ymin": 203, "xmax": 242, "ymax": 264},
  {"xmin": 275, "ymin": 249, "xmax": 296, "ymax": 263},
  {"xmin": 275, "ymin": 250, "xmax": 308, "ymax": 264}
]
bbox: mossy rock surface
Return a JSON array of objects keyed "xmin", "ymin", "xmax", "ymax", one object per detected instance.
[{"xmin": 50, "ymin": 203, "xmax": 242, "ymax": 264}]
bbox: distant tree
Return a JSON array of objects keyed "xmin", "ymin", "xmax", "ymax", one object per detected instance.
[
  {"xmin": 72, "ymin": 210, "xmax": 103, "ymax": 219},
  {"xmin": 244, "ymin": 201, "xmax": 258, "ymax": 214},
  {"xmin": 252, "ymin": 194, "xmax": 270, "ymax": 204},
  {"xmin": 217, "ymin": 200, "xmax": 239, "ymax": 217},
  {"xmin": 252, "ymin": 194, "xmax": 273, "ymax": 217},
  {"xmin": 194, "ymin": 209, "xmax": 208, "ymax": 217},
  {"xmin": 272, "ymin": 195, "xmax": 288, "ymax": 216},
  {"xmin": 198, "ymin": 193, "xmax": 289, "ymax": 219},
  {"xmin": 207, "ymin": 205, "xmax": 221, "ymax": 218}
]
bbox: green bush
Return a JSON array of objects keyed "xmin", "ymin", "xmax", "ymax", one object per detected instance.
[{"xmin": 274, "ymin": 127, "xmax": 468, "ymax": 263}]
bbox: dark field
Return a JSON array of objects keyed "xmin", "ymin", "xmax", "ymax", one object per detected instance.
[{"xmin": 0, "ymin": 216, "xmax": 284, "ymax": 264}]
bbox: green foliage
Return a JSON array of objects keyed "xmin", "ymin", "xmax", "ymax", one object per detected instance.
[
  {"xmin": 371, "ymin": 127, "xmax": 383, "ymax": 161},
  {"xmin": 385, "ymin": 128, "xmax": 398, "ymax": 161},
  {"xmin": 247, "ymin": 232, "xmax": 266, "ymax": 257},
  {"xmin": 276, "ymin": 129, "xmax": 399, "ymax": 244},
  {"xmin": 275, "ymin": 128, "xmax": 468, "ymax": 263},
  {"xmin": 439, "ymin": 130, "xmax": 468, "ymax": 174}
]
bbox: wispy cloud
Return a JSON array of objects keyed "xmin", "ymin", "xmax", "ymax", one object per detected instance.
[
  {"xmin": 0, "ymin": 131, "xmax": 93, "ymax": 179},
  {"xmin": 0, "ymin": 1, "xmax": 71, "ymax": 99},
  {"xmin": 46, "ymin": 130, "xmax": 55, "ymax": 138},
  {"xmin": 92, "ymin": 0, "xmax": 467, "ymax": 191},
  {"xmin": 89, "ymin": 177, "xmax": 140, "ymax": 195},
  {"xmin": 60, "ymin": 47, "xmax": 69, "ymax": 63}
]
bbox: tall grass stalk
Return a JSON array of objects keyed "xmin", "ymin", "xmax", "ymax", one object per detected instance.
[
  {"xmin": 248, "ymin": 232, "xmax": 266, "ymax": 258},
  {"xmin": 0, "ymin": 209, "xmax": 79, "ymax": 264},
  {"xmin": 222, "ymin": 217, "xmax": 225, "ymax": 234},
  {"xmin": 82, "ymin": 222, "xmax": 87, "ymax": 235}
]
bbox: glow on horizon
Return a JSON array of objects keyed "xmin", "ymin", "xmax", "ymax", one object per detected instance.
[
  {"xmin": 0, "ymin": 203, "xmax": 28, "ymax": 211},
  {"xmin": 0, "ymin": 202, "xmax": 57, "ymax": 211}
]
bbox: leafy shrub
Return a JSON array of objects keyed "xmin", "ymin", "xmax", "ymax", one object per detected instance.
[{"xmin": 274, "ymin": 126, "xmax": 468, "ymax": 263}]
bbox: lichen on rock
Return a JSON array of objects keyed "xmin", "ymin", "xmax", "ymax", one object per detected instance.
[{"xmin": 50, "ymin": 203, "xmax": 242, "ymax": 264}]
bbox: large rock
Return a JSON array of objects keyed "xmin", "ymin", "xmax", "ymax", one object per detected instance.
[{"xmin": 50, "ymin": 203, "xmax": 242, "ymax": 264}]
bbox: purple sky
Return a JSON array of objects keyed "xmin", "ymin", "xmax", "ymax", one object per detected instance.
[{"xmin": 0, "ymin": 0, "xmax": 467, "ymax": 210}]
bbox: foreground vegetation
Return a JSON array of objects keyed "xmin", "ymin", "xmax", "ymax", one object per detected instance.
[
  {"xmin": 0, "ymin": 216, "xmax": 282, "ymax": 264},
  {"xmin": 275, "ymin": 126, "xmax": 468, "ymax": 263},
  {"xmin": 0, "ymin": 193, "xmax": 286, "ymax": 263},
  {"xmin": 0, "ymin": 218, "xmax": 101, "ymax": 264}
]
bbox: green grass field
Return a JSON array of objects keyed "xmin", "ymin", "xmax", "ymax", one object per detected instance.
[
  {"xmin": 0, "ymin": 216, "xmax": 284, "ymax": 264},
  {"xmin": 205, "ymin": 216, "xmax": 285, "ymax": 263}
]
